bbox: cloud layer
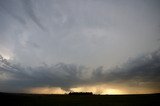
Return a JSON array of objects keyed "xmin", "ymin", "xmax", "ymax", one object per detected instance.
[
  {"xmin": 0, "ymin": 48, "xmax": 160, "ymax": 93},
  {"xmin": 0, "ymin": 0, "xmax": 160, "ymax": 93},
  {"xmin": 0, "ymin": 0, "xmax": 160, "ymax": 67}
]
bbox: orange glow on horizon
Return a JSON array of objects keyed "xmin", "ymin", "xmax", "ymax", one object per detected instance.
[
  {"xmin": 28, "ymin": 87, "xmax": 66, "ymax": 94},
  {"xmin": 27, "ymin": 84, "xmax": 160, "ymax": 95},
  {"xmin": 102, "ymin": 89, "xmax": 124, "ymax": 95}
]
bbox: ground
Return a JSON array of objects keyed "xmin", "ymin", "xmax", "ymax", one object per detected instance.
[{"xmin": 0, "ymin": 92, "xmax": 160, "ymax": 106}]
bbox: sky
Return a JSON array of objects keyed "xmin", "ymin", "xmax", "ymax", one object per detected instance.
[{"xmin": 0, "ymin": 0, "xmax": 160, "ymax": 94}]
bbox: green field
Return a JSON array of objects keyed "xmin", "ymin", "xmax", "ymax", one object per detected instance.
[{"xmin": 0, "ymin": 92, "xmax": 159, "ymax": 106}]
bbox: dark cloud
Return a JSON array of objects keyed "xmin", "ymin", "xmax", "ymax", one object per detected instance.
[
  {"xmin": 0, "ymin": 48, "xmax": 160, "ymax": 93},
  {"xmin": 0, "ymin": 59, "xmax": 87, "ymax": 92},
  {"xmin": 92, "ymin": 48, "xmax": 160, "ymax": 87}
]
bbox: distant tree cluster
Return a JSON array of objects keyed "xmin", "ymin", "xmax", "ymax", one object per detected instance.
[{"xmin": 69, "ymin": 92, "xmax": 93, "ymax": 95}]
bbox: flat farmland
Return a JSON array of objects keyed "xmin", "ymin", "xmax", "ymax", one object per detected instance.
[{"xmin": 0, "ymin": 92, "xmax": 159, "ymax": 106}]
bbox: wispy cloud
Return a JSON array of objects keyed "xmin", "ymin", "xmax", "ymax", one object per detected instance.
[
  {"xmin": 22, "ymin": 0, "xmax": 45, "ymax": 30},
  {"xmin": 0, "ymin": 0, "xmax": 26, "ymax": 25}
]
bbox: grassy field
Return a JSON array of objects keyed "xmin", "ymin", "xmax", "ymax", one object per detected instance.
[{"xmin": 0, "ymin": 92, "xmax": 159, "ymax": 106}]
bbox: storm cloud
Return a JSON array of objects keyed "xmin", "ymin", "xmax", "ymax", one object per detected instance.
[
  {"xmin": 92, "ymin": 49, "xmax": 160, "ymax": 85},
  {"xmin": 0, "ymin": 48, "xmax": 160, "ymax": 92},
  {"xmin": 0, "ymin": 0, "xmax": 160, "ymax": 93}
]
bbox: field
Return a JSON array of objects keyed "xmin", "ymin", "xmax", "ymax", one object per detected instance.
[{"xmin": 0, "ymin": 92, "xmax": 160, "ymax": 106}]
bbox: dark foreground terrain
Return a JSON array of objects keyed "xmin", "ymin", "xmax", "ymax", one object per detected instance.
[{"xmin": 0, "ymin": 92, "xmax": 159, "ymax": 106}]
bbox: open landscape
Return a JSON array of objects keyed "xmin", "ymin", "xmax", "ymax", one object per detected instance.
[
  {"xmin": 0, "ymin": 0, "xmax": 160, "ymax": 106},
  {"xmin": 0, "ymin": 92, "xmax": 160, "ymax": 106}
]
